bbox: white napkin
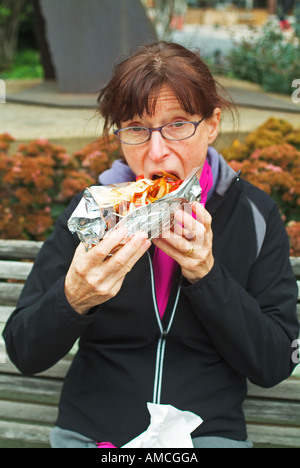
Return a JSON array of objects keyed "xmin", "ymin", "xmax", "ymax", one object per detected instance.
[{"xmin": 122, "ymin": 403, "xmax": 203, "ymax": 448}]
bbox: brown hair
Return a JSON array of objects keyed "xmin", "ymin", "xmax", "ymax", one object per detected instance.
[{"xmin": 97, "ymin": 41, "xmax": 237, "ymax": 134}]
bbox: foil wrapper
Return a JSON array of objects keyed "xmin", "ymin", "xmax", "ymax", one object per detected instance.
[{"xmin": 68, "ymin": 167, "xmax": 202, "ymax": 250}]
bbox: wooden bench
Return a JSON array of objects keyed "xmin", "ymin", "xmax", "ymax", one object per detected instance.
[{"xmin": 0, "ymin": 239, "xmax": 299, "ymax": 448}]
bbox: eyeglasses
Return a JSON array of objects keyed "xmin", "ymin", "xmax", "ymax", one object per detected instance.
[{"xmin": 113, "ymin": 117, "xmax": 206, "ymax": 145}]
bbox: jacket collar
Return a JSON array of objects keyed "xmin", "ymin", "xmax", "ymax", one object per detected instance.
[{"xmin": 215, "ymin": 153, "xmax": 240, "ymax": 197}]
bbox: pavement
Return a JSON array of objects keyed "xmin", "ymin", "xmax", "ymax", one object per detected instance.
[
  {"xmin": 171, "ymin": 23, "xmax": 259, "ymax": 56},
  {"xmin": 0, "ymin": 79, "xmax": 101, "ymax": 153},
  {"xmin": 0, "ymin": 71, "xmax": 300, "ymax": 154},
  {"xmin": 1, "ymin": 20, "xmax": 299, "ymax": 150}
]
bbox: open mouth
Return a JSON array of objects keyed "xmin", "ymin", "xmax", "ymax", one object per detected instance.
[
  {"xmin": 152, "ymin": 174, "xmax": 163, "ymax": 180},
  {"xmin": 151, "ymin": 171, "xmax": 180, "ymax": 181}
]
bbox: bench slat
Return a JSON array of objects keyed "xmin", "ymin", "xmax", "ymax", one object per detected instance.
[
  {"xmin": 0, "ymin": 374, "xmax": 63, "ymax": 404},
  {"xmin": 247, "ymin": 423, "xmax": 300, "ymax": 448},
  {"xmin": 247, "ymin": 378, "xmax": 300, "ymax": 401},
  {"xmin": 0, "ymin": 240, "xmax": 43, "ymax": 260},
  {"xmin": 2, "ymin": 309, "xmax": 294, "ymax": 326},
  {"xmin": 244, "ymin": 398, "xmax": 300, "ymax": 426},
  {"xmin": 0, "ymin": 306, "xmax": 14, "ymax": 323},
  {"xmin": 1, "ymin": 418, "xmax": 300, "ymax": 448},
  {"xmin": 290, "ymin": 257, "xmax": 300, "ymax": 277},
  {"xmin": 0, "ymin": 261, "xmax": 33, "ymax": 281},
  {"xmin": 0, "ymin": 400, "xmax": 57, "ymax": 425},
  {"xmin": 1, "ymin": 285, "xmax": 296, "ymax": 312},
  {"xmin": 0, "ymin": 240, "xmax": 298, "ymax": 273},
  {"xmin": 0, "ymin": 420, "xmax": 51, "ymax": 446},
  {"xmin": 0, "ymin": 283, "xmax": 24, "ymax": 306},
  {"xmin": 0, "ymin": 239, "xmax": 299, "ymax": 449},
  {"xmin": 0, "ymin": 287, "xmax": 298, "ymax": 315}
]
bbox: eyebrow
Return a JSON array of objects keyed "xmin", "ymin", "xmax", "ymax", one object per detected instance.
[{"xmin": 123, "ymin": 114, "xmax": 193, "ymax": 128}]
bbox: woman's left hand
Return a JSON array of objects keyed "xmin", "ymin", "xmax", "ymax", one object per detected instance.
[{"xmin": 152, "ymin": 201, "xmax": 214, "ymax": 284}]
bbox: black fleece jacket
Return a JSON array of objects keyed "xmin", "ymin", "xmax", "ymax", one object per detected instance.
[{"xmin": 3, "ymin": 157, "xmax": 299, "ymax": 446}]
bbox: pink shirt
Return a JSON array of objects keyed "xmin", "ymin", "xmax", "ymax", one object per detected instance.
[
  {"xmin": 96, "ymin": 161, "xmax": 213, "ymax": 448},
  {"xmin": 153, "ymin": 161, "xmax": 213, "ymax": 318}
]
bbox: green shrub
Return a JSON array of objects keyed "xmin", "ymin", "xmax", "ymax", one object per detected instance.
[
  {"xmin": 227, "ymin": 23, "xmax": 300, "ymax": 94},
  {"xmin": 1, "ymin": 49, "xmax": 43, "ymax": 79}
]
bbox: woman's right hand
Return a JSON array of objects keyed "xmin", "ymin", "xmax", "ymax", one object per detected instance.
[{"xmin": 64, "ymin": 228, "xmax": 151, "ymax": 315}]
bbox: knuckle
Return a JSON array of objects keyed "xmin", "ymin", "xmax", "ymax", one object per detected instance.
[
  {"xmin": 96, "ymin": 283, "xmax": 110, "ymax": 297},
  {"xmin": 98, "ymin": 280, "xmax": 122, "ymax": 300},
  {"xmin": 197, "ymin": 224, "xmax": 206, "ymax": 238},
  {"xmin": 189, "ymin": 263, "xmax": 199, "ymax": 273},
  {"xmin": 205, "ymin": 212, "xmax": 212, "ymax": 227},
  {"xmin": 114, "ymin": 257, "xmax": 132, "ymax": 274},
  {"xmin": 74, "ymin": 262, "xmax": 86, "ymax": 278}
]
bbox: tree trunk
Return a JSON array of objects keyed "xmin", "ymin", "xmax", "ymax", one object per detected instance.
[
  {"xmin": 0, "ymin": 0, "xmax": 26, "ymax": 70},
  {"xmin": 31, "ymin": 0, "xmax": 56, "ymax": 79},
  {"xmin": 153, "ymin": 0, "xmax": 187, "ymax": 39}
]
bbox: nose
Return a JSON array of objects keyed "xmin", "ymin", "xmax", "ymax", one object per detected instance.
[{"xmin": 147, "ymin": 129, "xmax": 169, "ymax": 162}]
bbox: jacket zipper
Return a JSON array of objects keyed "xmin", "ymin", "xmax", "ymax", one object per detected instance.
[
  {"xmin": 148, "ymin": 169, "xmax": 240, "ymax": 402},
  {"xmin": 147, "ymin": 251, "xmax": 180, "ymax": 404}
]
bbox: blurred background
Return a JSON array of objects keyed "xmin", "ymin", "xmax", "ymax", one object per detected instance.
[
  {"xmin": 0, "ymin": 2, "xmax": 299, "ymax": 447},
  {"xmin": 1, "ymin": 0, "xmax": 300, "ymax": 95},
  {"xmin": 0, "ymin": 0, "xmax": 300, "ymax": 255},
  {"xmin": 0, "ymin": 0, "xmax": 299, "ymax": 392}
]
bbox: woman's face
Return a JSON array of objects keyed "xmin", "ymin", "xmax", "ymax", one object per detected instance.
[{"xmin": 120, "ymin": 86, "xmax": 221, "ymax": 180}]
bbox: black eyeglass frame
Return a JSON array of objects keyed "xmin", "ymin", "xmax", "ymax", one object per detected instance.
[{"xmin": 113, "ymin": 116, "xmax": 207, "ymax": 145}]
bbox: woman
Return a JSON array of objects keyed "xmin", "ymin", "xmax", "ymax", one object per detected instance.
[{"xmin": 3, "ymin": 42, "xmax": 299, "ymax": 448}]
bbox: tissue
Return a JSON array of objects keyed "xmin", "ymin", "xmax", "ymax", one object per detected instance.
[{"xmin": 122, "ymin": 403, "xmax": 203, "ymax": 448}]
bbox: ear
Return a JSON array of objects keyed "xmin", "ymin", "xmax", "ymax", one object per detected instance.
[{"xmin": 207, "ymin": 108, "xmax": 221, "ymax": 145}]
